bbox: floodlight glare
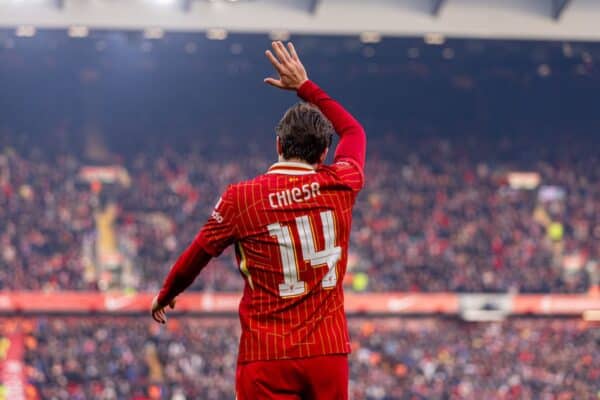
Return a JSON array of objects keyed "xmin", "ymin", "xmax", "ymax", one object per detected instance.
[
  {"xmin": 144, "ymin": 28, "xmax": 165, "ymax": 40},
  {"xmin": 206, "ymin": 28, "xmax": 228, "ymax": 40},
  {"xmin": 424, "ymin": 33, "xmax": 445, "ymax": 45},
  {"xmin": 16, "ymin": 25, "xmax": 36, "ymax": 38},
  {"xmin": 68, "ymin": 26, "xmax": 89, "ymax": 38},
  {"xmin": 269, "ymin": 30, "xmax": 290, "ymax": 42},
  {"xmin": 360, "ymin": 32, "xmax": 381, "ymax": 44}
]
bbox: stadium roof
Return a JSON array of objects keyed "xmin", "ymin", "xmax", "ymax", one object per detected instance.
[{"xmin": 1, "ymin": 0, "xmax": 600, "ymax": 42}]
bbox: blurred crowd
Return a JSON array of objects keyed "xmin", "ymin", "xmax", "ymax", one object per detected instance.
[
  {"xmin": 8, "ymin": 317, "xmax": 598, "ymax": 400},
  {"xmin": 0, "ymin": 133, "xmax": 599, "ymax": 293},
  {"xmin": 352, "ymin": 135, "xmax": 599, "ymax": 292},
  {"xmin": 19, "ymin": 318, "xmax": 238, "ymax": 400},
  {"xmin": 0, "ymin": 147, "xmax": 96, "ymax": 291}
]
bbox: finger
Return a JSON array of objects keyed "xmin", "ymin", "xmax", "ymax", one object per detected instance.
[
  {"xmin": 287, "ymin": 42, "xmax": 299, "ymax": 61},
  {"xmin": 265, "ymin": 50, "xmax": 283, "ymax": 73},
  {"xmin": 154, "ymin": 309, "xmax": 162, "ymax": 322},
  {"xmin": 277, "ymin": 41, "xmax": 293, "ymax": 63},
  {"xmin": 152, "ymin": 311, "xmax": 163, "ymax": 324},
  {"xmin": 159, "ymin": 309, "xmax": 167, "ymax": 324},
  {"xmin": 273, "ymin": 41, "xmax": 291, "ymax": 64},
  {"xmin": 169, "ymin": 299, "xmax": 176, "ymax": 309},
  {"xmin": 264, "ymin": 77, "xmax": 285, "ymax": 88}
]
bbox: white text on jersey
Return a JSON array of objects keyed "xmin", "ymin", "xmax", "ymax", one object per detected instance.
[{"xmin": 268, "ymin": 182, "xmax": 321, "ymax": 209}]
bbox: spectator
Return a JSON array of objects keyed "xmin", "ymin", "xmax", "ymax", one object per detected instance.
[
  {"xmin": 1, "ymin": 133, "xmax": 598, "ymax": 293},
  {"xmin": 16, "ymin": 317, "xmax": 600, "ymax": 400}
]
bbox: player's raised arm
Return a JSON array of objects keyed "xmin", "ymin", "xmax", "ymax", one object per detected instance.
[{"xmin": 264, "ymin": 41, "xmax": 367, "ymax": 171}]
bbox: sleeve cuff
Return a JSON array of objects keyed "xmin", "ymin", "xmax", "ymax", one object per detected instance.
[
  {"xmin": 297, "ymin": 80, "xmax": 321, "ymax": 102},
  {"xmin": 156, "ymin": 290, "xmax": 170, "ymax": 308}
]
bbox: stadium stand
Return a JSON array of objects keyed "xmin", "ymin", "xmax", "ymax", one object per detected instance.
[
  {"xmin": 1, "ymin": 23, "xmax": 600, "ymax": 400},
  {"xmin": 1, "ymin": 317, "xmax": 596, "ymax": 400},
  {"xmin": 1, "ymin": 133, "xmax": 598, "ymax": 293},
  {"xmin": 1, "ymin": 33, "xmax": 599, "ymax": 294}
]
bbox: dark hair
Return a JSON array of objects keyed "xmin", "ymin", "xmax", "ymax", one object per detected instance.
[{"xmin": 276, "ymin": 102, "xmax": 334, "ymax": 164}]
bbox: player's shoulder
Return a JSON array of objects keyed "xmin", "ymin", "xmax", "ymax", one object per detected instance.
[
  {"xmin": 228, "ymin": 172, "xmax": 272, "ymax": 190},
  {"xmin": 241, "ymin": 162, "xmax": 318, "ymax": 187},
  {"xmin": 223, "ymin": 173, "xmax": 272, "ymax": 202},
  {"xmin": 318, "ymin": 158, "xmax": 365, "ymax": 192},
  {"xmin": 318, "ymin": 158, "xmax": 362, "ymax": 176},
  {"xmin": 226, "ymin": 160, "xmax": 365, "ymax": 194}
]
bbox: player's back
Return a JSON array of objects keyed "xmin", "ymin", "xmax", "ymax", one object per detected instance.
[
  {"xmin": 153, "ymin": 46, "xmax": 367, "ymax": 400},
  {"xmin": 226, "ymin": 160, "xmax": 362, "ymax": 362}
]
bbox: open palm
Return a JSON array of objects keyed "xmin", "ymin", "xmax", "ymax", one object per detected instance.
[{"xmin": 264, "ymin": 41, "xmax": 309, "ymax": 91}]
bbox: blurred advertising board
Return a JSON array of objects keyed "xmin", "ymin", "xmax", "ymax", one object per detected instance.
[{"xmin": 0, "ymin": 292, "xmax": 598, "ymax": 316}]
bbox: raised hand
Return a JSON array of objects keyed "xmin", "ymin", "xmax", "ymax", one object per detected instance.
[{"xmin": 264, "ymin": 41, "xmax": 309, "ymax": 91}]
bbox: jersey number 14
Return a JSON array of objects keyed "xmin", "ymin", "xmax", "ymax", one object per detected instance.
[{"xmin": 268, "ymin": 210, "xmax": 342, "ymax": 298}]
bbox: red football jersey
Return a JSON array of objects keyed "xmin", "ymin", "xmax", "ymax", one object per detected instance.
[
  {"xmin": 156, "ymin": 80, "xmax": 366, "ymax": 363},
  {"xmin": 196, "ymin": 159, "xmax": 363, "ymax": 362}
]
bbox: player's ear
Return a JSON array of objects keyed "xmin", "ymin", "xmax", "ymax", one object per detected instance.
[{"xmin": 319, "ymin": 148, "xmax": 328, "ymax": 164}]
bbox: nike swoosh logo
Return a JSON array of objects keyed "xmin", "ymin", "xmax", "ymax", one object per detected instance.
[
  {"xmin": 104, "ymin": 296, "xmax": 134, "ymax": 310},
  {"xmin": 387, "ymin": 297, "xmax": 415, "ymax": 311}
]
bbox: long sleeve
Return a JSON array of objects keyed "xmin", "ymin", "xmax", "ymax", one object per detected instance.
[
  {"xmin": 156, "ymin": 186, "xmax": 237, "ymax": 307},
  {"xmin": 297, "ymin": 80, "xmax": 367, "ymax": 170},
  {"xmin": 156, "ymin": 237, "xmax": 212, "ymax": 307}
]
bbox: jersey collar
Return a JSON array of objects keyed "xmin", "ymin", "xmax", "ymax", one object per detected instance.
[{"xmin": 266, "ymin": 161, "xmax": 316, "ymax": 175}]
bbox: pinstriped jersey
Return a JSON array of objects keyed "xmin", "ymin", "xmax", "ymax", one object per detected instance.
[{"xmin": 196, "ymin": 159, "xmax": 364, "ymax": 362}]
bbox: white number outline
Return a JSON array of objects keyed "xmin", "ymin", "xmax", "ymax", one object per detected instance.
[{"xmin": 268, "ymin": 210, "xmax": 342, "ymax": 298}]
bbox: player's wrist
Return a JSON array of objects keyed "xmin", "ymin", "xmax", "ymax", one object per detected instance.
[
  {"xmin": 295, "ymin": 77, "xmax": 309, "ymax": 89},
  {"xmin": 155, "ymin": 291, "xmax": 169, "ymax": 308},
  {"xmin": 296, "ymin": 79, "xmax": 311, "ymax": 92},
  {"xmin": 297, "ymin": 80, "xmax": 320, "ymax": 102}
]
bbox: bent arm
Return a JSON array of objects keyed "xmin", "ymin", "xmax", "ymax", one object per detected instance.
[
  {"xmin": 156, "ymin": 187, "xmax": 237, "ymax": 307},
  {"xmin": 156, "ymin": 237, "xmax": 212, "ymax": 307},
  {"xmin": 297, "ymin": 80, "xmax": 366, "ymax": 170}
]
